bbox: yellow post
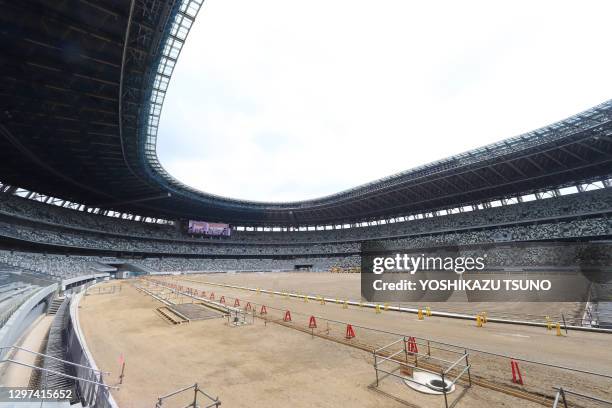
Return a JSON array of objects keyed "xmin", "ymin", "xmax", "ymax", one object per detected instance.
[
  {"xmin": 418, "ymin": 308, "xmax": 424, "ymax": 320},
  {"xmin": 476, "ymin": 315, "xmax": 483, "ymax": 327},
  {"xmin": 304, "ymin": 295, "xmax": 308, "ymax": 302},
  {"xmin": 546, "ymin": 316, "xmax": 552, "ymax": 331},
  {"xmin": 425, "ymin": 306, "xmax": 431, "ymax": 317},
  {"xmin": 257, "ymin": 288, "xmax": 261, "ymax": 294},
  {"xmin": 384, "ymin": 303, "xmax": 389, "ymax": 311},
  {"xmin": 343, "ymin": 300, "xmax": 348, "ymax": 309},
  {"xmin": 375, "ymin": 304, "xmax": 381, "ymax": 314},
  {"xmin": 482, "ymin": 312, "xmax": 487, "ymax": 324},
  {"xmin": 556, "ymin": 323, "xmax": 562, "ymax": 336},
  {"xmin": 359, "ymin": 301, "xmax": 363, "ymax": 308},
  {"xmin": 320, "ymin": 296, "xmax": 325, "ymax": 305}
]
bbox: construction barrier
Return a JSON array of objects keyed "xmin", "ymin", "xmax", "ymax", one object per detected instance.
[
  {"xmin": 345, "ymin": 324, "xmax": 356, "ymax": 339},
  {"xmin": 406, "ymin": 336, "xmax": 418, "ymax": 354},
  {"xmin": 511, "ymin": 360, "xmax": 524, "ymax": 385}
]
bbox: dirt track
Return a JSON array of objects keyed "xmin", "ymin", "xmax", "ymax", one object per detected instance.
[
  {"xmin": 79, "ymin": 281, "xmax": 551, "ymax": 408},
  {"xmin": 187, "ymin": 272, "xmax": 586, "ymax": 323},
  {"xmin": 164, "ymin": 273, "xmax": 612, "ymax": 403}
]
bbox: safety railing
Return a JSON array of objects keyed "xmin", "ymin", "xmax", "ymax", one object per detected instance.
[
  {"xmin": 553, "ymin": 386, "xmax": 612, "ymax": 407},
  {"xmin": 373, "ymin": 336, "xmax": 471, "ymax": 408},
  {"xmin": 0, "ymin": 345, "xmax": 115, "ymax": 389},
  {"xmin": 155, "ymin": 383, "xmax": 221, "ymax": 408},
  {"xmin": 66, "ymin": 291, "xmax": 120, "ymax": 408}
]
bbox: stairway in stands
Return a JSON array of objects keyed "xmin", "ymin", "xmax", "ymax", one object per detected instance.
[
  {"xmin": 47, "ymin": 297, "xmax": 64, "ymax": 315},
  {"xmin": 37, "ymin": 300, "xmax": 81, "ymax": 405}
]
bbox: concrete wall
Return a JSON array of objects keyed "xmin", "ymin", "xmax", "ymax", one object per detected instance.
[
  {"xmin": 61, "ymin": 273, "xmax": 109, "ymax": 292},
  {"xmin": 67, "ymin": 290, "xmax": 119, "ymax": 408}
]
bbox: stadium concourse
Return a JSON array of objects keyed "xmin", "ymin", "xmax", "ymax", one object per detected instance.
[{"xmin": 1, "ymin": 0, "xmax": 612, "ymax": 407}]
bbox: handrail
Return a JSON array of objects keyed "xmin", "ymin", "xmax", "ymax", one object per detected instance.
[
  {"xmin": 552, "ymin": 386, "xmax": 612, "ymax": 407},
  {"xmin": 0, "ymin": 345, "xmax": 110, "ymax": 374},
  {"xmin": 0, "ymin": 358, "xmax": 118, "ymax": 389},
  {"xmin": 450, "ymin": 364, "xmax": 471, "ymax": 385},
  {"xmin": 158, "ymin": 384, "xmax": 197, "ymax": 400},
  {"xmin": 443, "ymin": 353, "xmax": 469, "ymax": 375},
  {"xmin": 373, "ymin": 337, "xmax": 404, "ymax": 353}
]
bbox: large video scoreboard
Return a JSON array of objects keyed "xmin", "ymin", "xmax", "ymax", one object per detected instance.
[{"xmin": 187, "ymin": 220, "xmax": 231, "ymax": 236}]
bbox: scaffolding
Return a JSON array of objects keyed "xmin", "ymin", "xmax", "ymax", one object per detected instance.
[
  {"xmin": 155, "ymin": 383, "xmax": 221, "ymax": 408},
  {"xmin": 226, "ymin": 308, "xmax": 255, "ymax": 327},
  {"xmin": 373, "ymin": 336, "xmax": 471, "ymax": 408}
]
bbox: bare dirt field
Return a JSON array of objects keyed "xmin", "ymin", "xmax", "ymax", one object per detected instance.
[
  {"xmin": 160, "ymin": 273, "xmax": 612, "ymax": 403},
  {"xmin": 79, "ymin": 280, "xmax": 559, "ymax": 408},
  {"xmin": 185, "ymin": 272, "xmax": 586, "ymax": 324}
]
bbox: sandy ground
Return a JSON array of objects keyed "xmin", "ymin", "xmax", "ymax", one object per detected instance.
[
  {"xmin": 189, "ymin": 272, "xmax": 586, "ymax": 324},
  {"xmin": 0, "ymin": 314, "xmax": 52, "ymax": 386},
  {"xmin": 79, "ymin": 281, "xmax": 547, "ymax": 408},
  {"xmin": 163, "ymin": 273, "xmax": 612, "ymax": 402}
]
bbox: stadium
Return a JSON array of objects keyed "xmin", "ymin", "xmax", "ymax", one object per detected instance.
[{"xmin": 0, "ymin": 1, "xmax": 611, "ymax": 407}]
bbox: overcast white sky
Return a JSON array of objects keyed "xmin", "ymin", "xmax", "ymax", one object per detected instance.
[{"xmin": 157, "ymin": 0, "xmax": 612, "ymax": 202}]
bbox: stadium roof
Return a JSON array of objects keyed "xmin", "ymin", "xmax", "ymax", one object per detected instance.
[{"xmin": 1, "ymin": 0, "xmax": 612, "ymax": 227}]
